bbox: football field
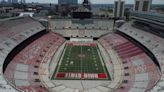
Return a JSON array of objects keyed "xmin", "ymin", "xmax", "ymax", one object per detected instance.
[{"xmin": 52, "ymin": 43, "xmax": 110, "ymax": 80}]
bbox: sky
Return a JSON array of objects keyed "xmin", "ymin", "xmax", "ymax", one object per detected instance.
[{"xmin": 26, "ymin": 0, "xmax": 164, "ymax": 4}]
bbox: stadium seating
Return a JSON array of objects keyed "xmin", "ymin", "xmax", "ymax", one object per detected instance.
[
  {"xmin": 53, "ymin": 29, "xmax": 110, "ymax": 38},
  {"xmin": 4, "ymin": 32, "xmax": 65, "ymax": 91},
  {"xmin": 0, "ymin": 17, "xmax": 46, "ymax": 92},
  {"xmin": 118, "ymin": 22, "xmax": 164, "ymax": 92},
  {"xmin": 51, "ymin": 19, "xmax": 112, "ymax": 38},
  {"xmin": 98, "ymin": 33, "xmax": 160, "ymax": 92}
]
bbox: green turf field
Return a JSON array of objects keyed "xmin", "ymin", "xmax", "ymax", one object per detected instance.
[{"xmin": 53, "ymin": 44, "xmax": 109, "ymax": 80}]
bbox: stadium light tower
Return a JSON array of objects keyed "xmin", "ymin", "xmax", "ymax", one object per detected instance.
[{"xmin": 48, "ymin": 16, "xmax": 52, "ymax": 32}]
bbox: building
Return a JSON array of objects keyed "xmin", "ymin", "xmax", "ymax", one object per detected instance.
[
  {"xmin": 114, "ymin": 0, "xmax": 125, "ymax": 18},
  {"xmin": 58, "ymin": 0, "xmax": 78, "ymax": 6},
  {"xmin": 58, "ymin": 0, "xmax": 78, "ymax": 16},
  {"xmin": 83, "ymin": 0, "xmax": 91, "ymax": 10},
  {"xmin": 134, "ymin": 0, "xmax": 152, "ymax": 12},
  {"xmin": 7, "ymin": 0, "xmax": 18, "ymax": 4},
  {"xmin": 72, "ymin": 6, "xmax": 92, "ymax": 19},
  {"xmin": 8, "ymin": 0, "xmax": 12, "ymax": 3},
  {"xmin": 1, "ymin": 0, "xmax": 5, "ymax": 3},
  {"xmin": 1, "ymin": 0, "xmax": 7, "ymax": 4},
  {"xmin": 20, "ymin": 0, "xmax": 26, "ymax": 4},
  {"xmin": 72, "ymin": 0, "xmax": 92, "ymax": 19}
]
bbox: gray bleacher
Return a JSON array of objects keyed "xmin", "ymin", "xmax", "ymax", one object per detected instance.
[{"xmin": 51, "ymin": 19, "xmax": 113, "ymax": 38}]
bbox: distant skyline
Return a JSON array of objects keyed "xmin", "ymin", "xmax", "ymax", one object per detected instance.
[
  {"xmin": 1, "ymin": 0, "xmax": 164, "ymax": 4},
  {"xmin": 24, "ymin": 0, "xmax": 164, "ymax": 4}
]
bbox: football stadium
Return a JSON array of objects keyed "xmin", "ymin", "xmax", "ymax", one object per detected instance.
[
  {"xmin": 0, "ymin": 0, "xmax": 164, "ymax": 92},
  {"xmin": 53, "ymin": 43, "xmax": 110, "ymax": 80}
]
